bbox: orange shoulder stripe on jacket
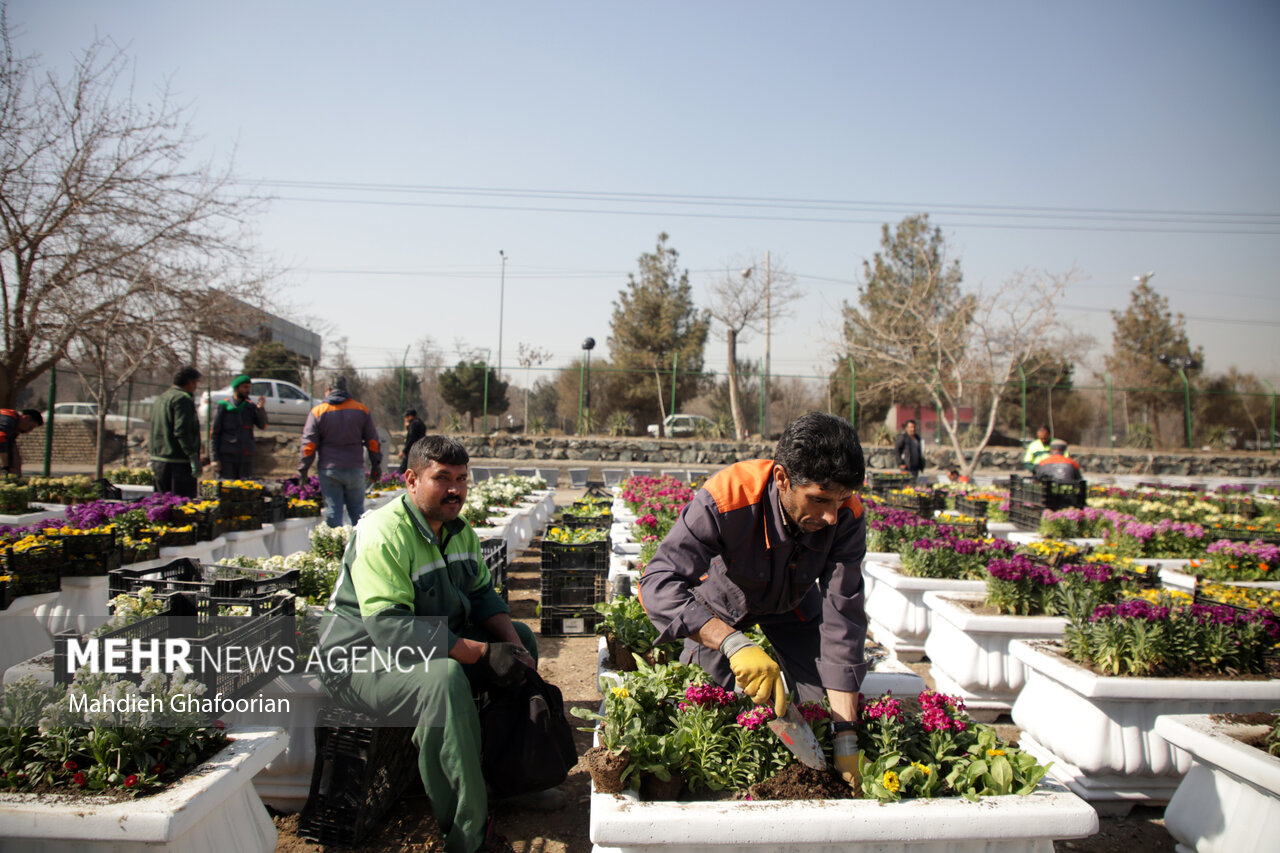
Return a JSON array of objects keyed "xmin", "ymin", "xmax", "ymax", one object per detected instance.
[
  {"xmin": 312, "ymin": 399, "xmax": 372, "ymax": 418},
  {"xmin": 703, "ymin": 459, "xmax": 776, "ymax": 514}
]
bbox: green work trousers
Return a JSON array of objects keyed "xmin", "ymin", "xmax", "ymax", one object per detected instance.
[{"xmin": 325, "ymin": 621, "xmax": 538, "ymax": 853}]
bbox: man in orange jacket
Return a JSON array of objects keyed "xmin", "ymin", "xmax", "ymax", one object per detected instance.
[{"xmin": 0, "ymin": 408, "xmax": 43, "ymax": 475}]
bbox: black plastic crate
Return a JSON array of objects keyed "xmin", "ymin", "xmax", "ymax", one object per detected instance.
[
  {"xmin": 540, "ymin": 568, "xmax": 607, "ymax": 608},
  {"xmin": 53, "ymin": 591, "xmax": 295, "ymax": 700},
  {"xmin": 936, "ymin": 515, "xmax": 988, "ymax": 538},
  {"xmin": 884, "ymin": 491, "xmax": 939, "ymax": 516},
  {"xmin": 1008, "ymin": 502, "xmax": 1047, "ymax": 531},
  {"xmin": 109, "ymin": 556, "xmax": 300, "ymax": 598},
  {"xmin": 1, "ymin": 542, "xmax": 65, "ymax": 600},
  {"xmin": 265, "ymin": 494, "xmax": 288, "ymax": 524},
  {"xmin": 559, "ymin": 514, "xmax": 611, "ymax": 529},
  {"xmin": 541, "ymin": 539, "xmax": 609, "ymax": 572},
  {"xmin": 1008, "ymin": 477, "xmax": 1088, "ymax": 510},
  {"xmin": 539, "ymin": 605, "xmax": 602, "ymax": 637},
  {"xmin": 62, "ymin": 548, "xmax": 123, "ymax": 577},
  {"xmin": 954, "ymin": 495, "xmax": 991, "ymax": 518},
  {"xmin": 153, "ymin": 526, "xmax": 198, "ymax": 547},
  {"xmin": 200, "ymin": 481, "xmax": 265, "ymax": 502},
  {"xmin": 45, "ymin": 529, "xmax": 117, "ymax": 557},
  {"xmin": 868, "ymin": 471, "xmax": 914, "ymax": 496},
  {"xmin": 480, "ymin": 538, "xmax": 508, "ymax": 602},
  {"xmin": 299, "ymin": 707, "xmax": 419, "ymax": 848},
  {"xmin": 1203, "ymin": 525, "xmax": 1280, "ymax": 546},
  {"xmin": 122, "ymin": 540, "xmax": 161, "ymax": 565},
  {"xmin": 92, "ymin": 478, "xmax": 124, "ymax": 501}
]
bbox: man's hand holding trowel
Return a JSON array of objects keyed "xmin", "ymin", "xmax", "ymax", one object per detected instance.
[{"xmin": 719, "ymin": 629, "xmax": 862, "ymax": 792}]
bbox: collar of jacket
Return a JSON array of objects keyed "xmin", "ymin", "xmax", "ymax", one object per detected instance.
[
  {"xmin": 220, "ymin": 397, "xmax": 248, "ymax": 412},
  {"xmin": 399, "ymin": 494, "xmax": 466, "ymax": 548}
]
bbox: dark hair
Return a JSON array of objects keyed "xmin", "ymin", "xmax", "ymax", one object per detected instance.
[
  {"xmin": 403, "ymin": 409, "xmax": 418, "ymax": 418},
  {"xmin": 21, "ymin": 408, "xmax": 43, "ymax": 426},
  {"xmin": 774, "ymin": 412, "xmax": 865, "ymax": 491},
  {"xmin": 905, "ymin": 419, "xmax": 917, "ymax": 427},
  {"xmin": 407, "ymin": 434, "xmax": 469, "ymax": 472},
  {"xmin": 173, "ymin": 366, "xmax": 202, "ymax": 387},
  {"xmin": 949, "ymin": 468, "xmax": 960, "ymax": 476},
  {"xmin": 1038, "ymin": 425, "xmax": 1050, "ymax": 434}
]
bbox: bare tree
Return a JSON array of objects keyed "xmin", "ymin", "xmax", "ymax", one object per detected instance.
[
  {"xmin": 840, "ymin": 217, "xmax": 1084, "ymax": 476},
  {"xmin": 516, "ymin": 342, "xmax": 552, "ymax": 432},
  {"xmin": 708, "ymin": 254, "xmax": 798, "ymax": 439},
  {"xmin": 0, "ymin": 30, "xmax": 270, "ymax": 406}
]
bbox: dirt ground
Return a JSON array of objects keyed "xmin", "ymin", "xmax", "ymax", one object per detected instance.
[{"xmin": 272, "ymin": 489, "xmax": 1177, "ymax": 853}]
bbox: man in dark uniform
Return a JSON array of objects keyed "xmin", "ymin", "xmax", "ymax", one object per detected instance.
[
  {"xmin": 399, "ymin": 409, "xmax": 427, "ymax": 474},
  {"xmin": 210, "ymin": 375, "xmax": 268, "ymax": 479}
]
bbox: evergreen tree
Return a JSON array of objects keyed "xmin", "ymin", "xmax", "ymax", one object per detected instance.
[
  {"xmin": 1103, "ymin": 280, "xmax": 1202, "ymax": 444},
  {"xmin": 244, "ymin": 342, "xmax": 302, "ymax": 386},
  {"xmin": 608, "ymin": 233, "xmax": 710, "ymax": 435},
  {"xmin": 439, "ymin": 360, "xmax": 509, "ymax": 432}
]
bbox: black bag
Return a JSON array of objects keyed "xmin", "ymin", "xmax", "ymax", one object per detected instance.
[{"xmin": 477, "ymin": 668, "xmax": 578, "ymax": 797}]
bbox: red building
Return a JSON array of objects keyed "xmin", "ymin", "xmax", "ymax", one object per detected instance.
[{"xmin": 886, "ymin": 403, "xmax": 974, "ymax": 434}]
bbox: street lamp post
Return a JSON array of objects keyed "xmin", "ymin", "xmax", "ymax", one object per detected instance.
[
  {"xmin": 497, "ymin": 250, "xmax": 507, "ymax": 382},
  {"xmin": 1158, "ymin": 353, "xmax": 1200, "ymax": 449},
  {"xmin": 582, "ymin": 337, "xmax": 595, "ymax": 410}
]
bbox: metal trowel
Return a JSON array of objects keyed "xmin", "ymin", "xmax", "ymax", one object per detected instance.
[{"xmin": 766, "ymin": 677, "xmax": 827, "ymax": 770}]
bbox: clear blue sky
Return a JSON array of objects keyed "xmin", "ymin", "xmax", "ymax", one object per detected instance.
[{"xmin": 12, "ymin": 0, "xmax": 1280, "ymax": 391}]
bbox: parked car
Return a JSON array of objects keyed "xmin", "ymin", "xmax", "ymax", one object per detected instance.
[
  {"xmin": 44, "ymin": 402, "xmax": 148, "ymax": 432},
  {"xmin": 646, "ymin": 413, "xmax": 715, "ymax": 437},
  {"xmin": 204, "ymin": 378, "xmax": 322, "ymax": 428}
]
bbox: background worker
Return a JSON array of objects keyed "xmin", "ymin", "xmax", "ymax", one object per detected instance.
[
  {"xmin": 1035, "ymin": 438, "xmax": 1083, "ymax": 484},
  {"xmin": 639, "ymin": 412, "xmax": 869, "ymax": 793},
  {"xmin": 0, "ymin": 408, "xmax": 43, "ymax": 476},
  {"xmin": 298, "ymin": 373, "xmax": 382, "ymax": 527},
  {"xmin": 148, "ymin": 365, "xmax": 203, "ymax": 497},
  {"xmin": 1022, "ymin": 425, "xmax": 1053, "ymax": 472},
  {"xmin": 210, "ymin": 374, "xmax": 267, "ymax": 479},
  {"xmin": 399, "ymin": 409, "xmax": 427, "ymax": 474},
  {"xmin": 894, "ymin": 419, "xmax": 925, "ymax": 483}
]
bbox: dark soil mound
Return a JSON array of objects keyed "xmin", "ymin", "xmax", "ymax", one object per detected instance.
[{"xmin": 747, "ymin": 761, "xmax": 853, "ymax": 801}]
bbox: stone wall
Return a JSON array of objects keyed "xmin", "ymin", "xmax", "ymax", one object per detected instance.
[{"xmin": 15, "ymin": 421, "xmax": 125, "ymax": 468}]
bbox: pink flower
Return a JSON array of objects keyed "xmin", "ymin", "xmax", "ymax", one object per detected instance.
[{"xmin": 736, "ymin": 705, "xmax": 776, "ymax": 730}]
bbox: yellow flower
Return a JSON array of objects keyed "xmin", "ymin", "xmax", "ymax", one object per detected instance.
[
  {"xmin": 910, "ymin": 761, "xmax": 930, "ymax": 776},
  {"xmin": 882, "ymin": 770, "xmax": 901, "ymax": 792},
  {"xmin": 610, "ymin": 686, "xmax": 629, "ymax": 699},
  {"xmin": 987, "ymin": 748, "xmax": 1006, "ymax": 757}
]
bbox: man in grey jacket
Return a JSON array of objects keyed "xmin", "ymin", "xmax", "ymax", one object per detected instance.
[
  {"xmin": 298, "ymin": 374, "xmax": 382, "ymax": 526},
  {"xmin": 638, "ymin": 411, "xmax": 868, "ymax": 791}
]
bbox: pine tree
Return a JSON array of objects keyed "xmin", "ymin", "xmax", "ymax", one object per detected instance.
[
  {"xmin": 1103, "ymin": 281, "xmax": 1202, "ymax": 444},
  {"xmin": 439, "ymin": 361, "xmax": 509, "ymax": 432},
  {"xmin": 608, "ymin": 234, "xmax": 709, "ymax": 435}
]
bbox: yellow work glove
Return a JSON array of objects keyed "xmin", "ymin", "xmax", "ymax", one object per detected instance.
[
  {"xmin": 833, "ymin": 730, "xmax": 862, "ymax": 793},
  {"xmin": 720, "ymin": 631, "xmax": 787, "ymax": 718}
]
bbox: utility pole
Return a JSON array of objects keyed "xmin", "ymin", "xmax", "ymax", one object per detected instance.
[
  {"xmin": 497, "ymin": 250, "xmax": 507, "ymax": 382},
  {"xmin": 763, "ymin": 251, "xmax": 771, "ymax": 439}
]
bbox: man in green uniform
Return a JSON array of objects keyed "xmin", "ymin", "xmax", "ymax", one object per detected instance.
[
  {"xmin": 1022, "ymin": 425, "xmax": 1052, "ymax": 472},
  {"xmin": 149, "ymin": 365, "xmax": 203, "ymax": 497},
  {"xmin": 317, "ymin": 434, "xmax": 537, "ymax": 853}
]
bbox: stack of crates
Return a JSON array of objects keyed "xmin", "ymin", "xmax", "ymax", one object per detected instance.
[
  {"xmin": 480, "ymin": 538, "xmax": 509, "ymax": 602},
  {"xmin": 1007, "ymin": 476, "xmax": 1088, "ymax": 531},
  {"xmin": 540, "ymin": 498, "xmax": 610, "ymax": 636}
]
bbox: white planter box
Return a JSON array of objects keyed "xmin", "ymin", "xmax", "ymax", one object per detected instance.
[
  {"xmin": 1006, "ymin": 531, "xmax": 1043, "ymax": 546},
  {"xmin": 222, "ymin": 673, "xmax": 328, "ymax": 812},
  {"xmin": 987, "ymin": 521, "xmax": 1017, "ymax": 540},
  {"xmin": 589, "ymin": 780, "xmax": 1098, "ymax": 853},
  {"xmin": 0, "ymin": 504, "xmax": 68, "ymax": 527},
  {"xmin": 0, "ymin": 592, "xmax": 58, "ymax": 678},
  {"xmin": 863, "ymin": 560, "xmax": 985, "ymax": 662},
  {"xmin": 1156, "ymin": 713, "xmax": 1280, "ymax": 853},
  {"xmin": 33, "ymin": 575, "xmax": 110, "ymax": 638},
  {"xmin": 218, "ymin": 524, "xmax": 276, "ymax": 561},
  {"xmin": 0, "ymin": 726, "xmax": 286, "ymax": 853},
  {"xmin": 1010, "ymin": 639, "xmax": 1280, "ymax": 814},
  {"xmin": 159, "ymin": 535, "xmax": 226, "ymax": 565},
  {"xmin": 1159, "ymin": 565, "xmax": 1280, "ymax": 595},
  {"xmin": 269, "ymin": 517, "xmax": 319, "ymax": 557},
  {"xmin": 922, "ymin": 592, "xmax": 1067, "ymax": 721}
]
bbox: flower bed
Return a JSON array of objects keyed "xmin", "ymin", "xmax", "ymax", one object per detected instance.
[{"xmin": 1156, "ymin": 713, "xmax": 1280, "ymax": 853}]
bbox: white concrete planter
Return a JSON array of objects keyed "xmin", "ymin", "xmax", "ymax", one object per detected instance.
[
  {"xmin": 0, "ymin": 504, "xmax": 68, "ymax": 527},
  {"xmin": 863, "ymin": 560, "xmax": 985, "ymax": 662},
  {"xmin": 589, "ymin": 780, "xmax": 1098, "ymax": 853},
  {"xmin": 1156, "ymin": 713, "xmax": 1280, "ymax": 853},
  {"xmin": 1006, "ymin": 531, "xmax": 1044, "ymax": 546},
  {"xmin": 1159, "ymin": 565, "xmax": 1280, "ymax": 595},
  {"xmin": 491, "ymin": 506, "xmax": 533, "ymax": 550},
  {"xmin": 922, "ymin": 592, "xmax": 1067, "ymax": 721},
  {"xmin": 159, "ymin": 535, "xmax": 226, "ymax": 565},
  {"xmin": 33, "ymin": 575, "xmax": 110, "ymax": 638},
  {"xmin": 222, "ymin": 673, "xmax": 328, "ymax": 812},
  {"xmin": 988, "ymin": 521, "xmax": 1017, "ymax": 540},
  {"xmin": 1010, "ymin": 639, "xmax": 1280, "ymax": 813},
  {"xmin": 217, "ymin": 524, "xmax": 276, "ymax": 561},
  {"xmin": 0, "ymin": 592, "xmax": 58, "ymax": 678},
  {"xmin": 269, "ymin": 517, "xmax": 320, "ymax": 557},
  {"xmin": 0, "ymin": 726, "xmax": 286, "ymax": 853}
]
